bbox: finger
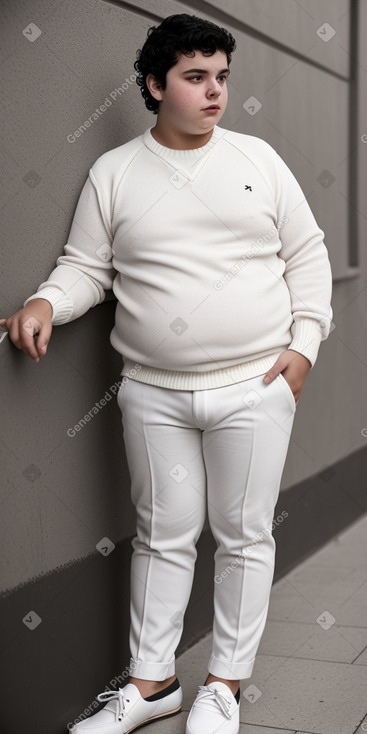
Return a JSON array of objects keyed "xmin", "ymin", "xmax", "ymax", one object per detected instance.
[
  {"xmin": 263, "ymin": 363, "xmax": 281, "ymax": 383},
  {"xmin": 35, "ymin": 321, "xmax": 52, "ymax": 357},
  {"xmin": 7, "ymin": 318, "xmax": 19, "ymax": 346},
  {"xmin": 263, "ymin": 349, "xmax": 298, "ymax": 384},
  {"xmin": 20, "ymin": 336, "xmax": 40, "ymax": 362},
  {"xmin": 19, "ymin": 318, "xmax": 42, "ymax": 362}
]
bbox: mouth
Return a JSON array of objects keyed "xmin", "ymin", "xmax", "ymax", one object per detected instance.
[{"xmin": 203, "ymin": 105, "xmax": 220, "ymax": 111}]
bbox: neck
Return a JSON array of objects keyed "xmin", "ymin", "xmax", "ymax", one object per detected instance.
[{"xmin": 150, "ymin": 121, "xmax": 215, "ymax": 150}]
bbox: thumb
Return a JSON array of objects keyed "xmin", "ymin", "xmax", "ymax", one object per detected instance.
[
  {"xmin": 36, "ymin": 321, "xmax": 52, "ymax": 357},
  {"xmin": 263, "ymin": 357, "xmax": 284, "ymax": 384}
]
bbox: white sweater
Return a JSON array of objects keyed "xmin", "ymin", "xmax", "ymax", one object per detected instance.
[{"xmin": 24, "ymin": 125, "xmax": 333, "ymax": 390}]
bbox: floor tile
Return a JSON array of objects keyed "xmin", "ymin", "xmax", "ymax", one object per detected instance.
[
  {"xmin": 353, "ymin": 646, "xmax": 367, "ymax": 665},
  {"xmin": 267, "ymin": 566, "xmax": 367, "ymax": 628},
  {"xmin": 258, "ymin": 619, "xmax": 367, "ymax": 663},
  {"xmin": 239, "ymin": 727, "xmax": 296, "ymax": 734},
  {"xmin": 240, "ymin": 657, "xmax": 367, "ymax": 734}
]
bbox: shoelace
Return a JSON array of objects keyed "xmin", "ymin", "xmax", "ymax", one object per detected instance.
[
  {"xmin": 97, "ymin": 689, "xmax": 130, "ymax": 721},
  {"xmin": 195, "ymin": 685, "xmax": 233, "ymax": 718}
]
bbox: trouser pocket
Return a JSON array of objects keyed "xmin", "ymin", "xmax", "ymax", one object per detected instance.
[{"xmin": 277, "ymin": 373, "xmax": 297, "ymax": 411}]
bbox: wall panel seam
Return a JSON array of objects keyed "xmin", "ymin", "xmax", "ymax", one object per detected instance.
[{"xmin": 101, "ymin": 0, "xmax": 351, "ymax": 81}]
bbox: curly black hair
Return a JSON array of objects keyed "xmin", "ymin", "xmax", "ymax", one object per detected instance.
[{"xmin": 134, "ymin": 13, "xmax": 236, "ymax": 114}]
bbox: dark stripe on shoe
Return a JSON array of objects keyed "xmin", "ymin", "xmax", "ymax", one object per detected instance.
[{"xmin": 143, "ymin": 677, "xmax": 181, "ymax": 701}]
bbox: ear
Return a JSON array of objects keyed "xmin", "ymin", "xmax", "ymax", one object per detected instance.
[{"xmin": 146, "ymin": 73, "xmax": 164, "ymax": 103}]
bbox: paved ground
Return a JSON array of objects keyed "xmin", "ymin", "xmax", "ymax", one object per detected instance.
[{"xmin": 148, "ymin": 513, "xmax": 367, "ymax": 734}]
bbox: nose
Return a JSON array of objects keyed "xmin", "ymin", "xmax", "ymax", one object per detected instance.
[{"xmin": 207, "ymin": 77, "xmax": 222, "ymax": 97}]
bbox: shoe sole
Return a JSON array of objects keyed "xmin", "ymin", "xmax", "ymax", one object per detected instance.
[{"xmin": 124, "ymin": 704, "xmax": 182, "ymax": 733}]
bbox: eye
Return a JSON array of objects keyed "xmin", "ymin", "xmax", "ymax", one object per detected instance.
[{"xmin": 186, "ymin": 74, "xmax": 229, "ymax": 83}]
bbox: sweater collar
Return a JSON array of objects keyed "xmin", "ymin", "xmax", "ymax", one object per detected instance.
[{"xmin": 142, "ymin": 125, "xmax": 225, "ymax": 162}]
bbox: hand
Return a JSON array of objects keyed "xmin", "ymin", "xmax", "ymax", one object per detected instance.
[
  {"xmin": 263, "ymin": 349, "xmax": 311, "ymax": 406},
  {"xmin": 0, "ymin": 298, "xmax": 53, "ymax": 363}
]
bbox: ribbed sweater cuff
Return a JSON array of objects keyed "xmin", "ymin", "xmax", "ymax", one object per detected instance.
[
  {"xmin": 24, "ymin": 286, "xmax": 74, "ymax": 325},
  {"xmin": 288, "ymin": 317, "xmax": 323, "ymax": 368}
]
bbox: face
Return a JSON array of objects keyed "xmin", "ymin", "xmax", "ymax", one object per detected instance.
[{"xmin": 147, "ymin": 49, "xmax": 230, "ymax": 135}]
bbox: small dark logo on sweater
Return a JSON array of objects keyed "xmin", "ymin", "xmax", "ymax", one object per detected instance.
[{"xmin": 244, "ymin": 185, "xmax": 252, "ymax": 192}]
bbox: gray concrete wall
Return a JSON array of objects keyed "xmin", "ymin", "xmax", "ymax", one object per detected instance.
[
  {"xmin": 0, "ymin": 0, "xmax": 366, "ymax": 644},
  {"xmin": 1, "ymin": 2, "xmax": 367, "ymax": 731}
]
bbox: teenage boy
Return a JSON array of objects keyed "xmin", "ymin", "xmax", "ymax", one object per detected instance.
[{"xmin": 0, "ymin": 13, "xmax": 333, "ymax": 734}]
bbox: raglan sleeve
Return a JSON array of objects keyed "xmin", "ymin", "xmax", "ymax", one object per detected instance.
[
  {"xmin": 23, "ymin": 167, "xmax": 117, "ymax": 325},
  {"xmin": 273, "ymin": 149, "xmax": 333, "ymax": 368}
]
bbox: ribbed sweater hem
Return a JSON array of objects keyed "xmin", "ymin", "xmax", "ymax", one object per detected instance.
[{"xmin": 121, "ymin": 351, "xmax": 286, "ymax": 391}]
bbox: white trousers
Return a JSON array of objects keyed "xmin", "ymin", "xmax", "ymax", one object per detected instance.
[{"xmin": 117, "ymin": 371, "xmax": 296, "ymax": 681}]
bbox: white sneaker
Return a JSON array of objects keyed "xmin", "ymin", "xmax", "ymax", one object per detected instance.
[
  {"xmin": 185, "ymin": 681, "xmax": 240, "ymax": 734},
  {"xmin": 69, "ymin": 678, "xmax": 182, "ymax": 733}
]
